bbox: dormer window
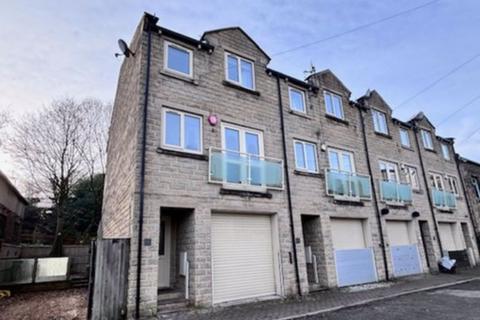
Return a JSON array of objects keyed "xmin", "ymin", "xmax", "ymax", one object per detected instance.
[
  {"xmin": 372, "ymin": 110, "xmax": 388, "ymax": 135},
  {"xmin": 441, "ymin": 143, "xmax": 450, "ymax": 160},
  {"xmin": 289, "ymin": 87, "xmax": 306, "ymax": 113},
  {"xmin": 164, "ymin": 41, "xmax": 193, "ymax": 77},
  {"xmin": 324, "ymin": 91, "xmax": 344, "ymax": 119},
  {"xmin": 225, "ymin": 52, "xmax": 255, "ymax": 90},
  {"xmin": 421, "ymin": 130, "xmax": 434, "ymax": 150}
]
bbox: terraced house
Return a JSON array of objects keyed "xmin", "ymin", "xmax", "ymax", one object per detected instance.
[{"xmin": 96, "ymin": 13, "xmax": 479, "ymax": 318}]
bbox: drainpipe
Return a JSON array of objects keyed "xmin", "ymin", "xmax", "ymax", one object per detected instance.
[
  {"xmin": 274, "ymin": 75, "xmax": 302, "ymax": 296},
  {"xmin": 357, "ymin": 102, "xmax": 389, "ymax": 281},
  {"xmin": 412, "ymin": 125, "xmax": 444, "ymax": 255},
  {"xmin": 135, "ymin": 14, "xmax": 155, "ymax": 319}
]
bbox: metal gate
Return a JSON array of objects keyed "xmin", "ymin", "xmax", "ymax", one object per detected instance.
[
  {"xmin": 335, "ymin": 248, "xmax": 377, "ymax": 287},
  {"xmin": 391, "ymin": 244, "xmax": 421, "ymax": 277}
]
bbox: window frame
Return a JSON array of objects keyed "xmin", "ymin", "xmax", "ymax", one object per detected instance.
[
  {"xmin": 372, "ymin": 109, "xmax": 389, "ymax": 135},
  {"xmin": 288, "ymin": 87, "xmax": 307, "ymax": 113},
  {"xmin": 221, "ymin": 123, "xmax": 264, "ymax": 156},
  {"xmin": 224, "ymin": 52, "xmax": 256, "ymax": 90},
  {"xmin": 293, "ymin": 140, "xmax": 318, "ymax": 173},
  {"xmin": 162, "ymin": 108, "xmax": 203, "ymax": 154},
  {"xmin": 421, "ymin": 129, "xmax": 434, "ymax": 150},
  {"xmin": 399, "ymin": 128, "xmax": 411, "ymax": 148},
  {"xmin": 441, "ymin": 143, "xmax": 451, "ymax": 160},
  {"xmin": 404, "ymin": 165, "xmax": 420, "ymax": 190},
  {"xmin": 163, "ymin": 40, "xmax": 194, "ymax": 78},
  {"xmin": 447, "ymin": 175, "xmax": 459, "ymax": 196},
  {"xmin": 472, "ymin": 177, "xmax": 480, "ymax": 199},
  {"xmin": 379, "ymin": 160, "xmax": 399, "ymax": 182},
  {"xmin": 324, "ymin": 91, "xmax": 344, "ymax": 120},
  {"xmin": 429, "ymin": 172, "xmax": 444, "ymax": 190},
  {"xmin": 327, "ymin": 147, "xmax": 356, "ymax": 173}
]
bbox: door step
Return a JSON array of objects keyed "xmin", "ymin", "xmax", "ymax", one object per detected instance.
[
  {"xmin": 157, "ymin": 297, "xmax": 189, "ymax": 315},
  {"xmin": 158, "ymin": 289, "xmax": 184, "ymax": 301}
]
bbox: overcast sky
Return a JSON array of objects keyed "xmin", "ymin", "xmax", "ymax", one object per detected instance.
[{"xmin": 1, "ymin": 0, "xmax": 479, "ymax": 185}]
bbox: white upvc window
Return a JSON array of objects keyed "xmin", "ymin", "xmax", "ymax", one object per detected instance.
[
  {"xmin": 294, "ymin": 140, "xmax": 318, "ymax": 173},
  {"xmin": 421, "ymin": 129, "xmax": 434, "ymax": 150},
  {"xmin": 289, "ymin": 87, "xmax": 306, "ymax": 113},
  {"xmin": 429, "ymin": 173, "xmax": 444, "ymax": 190},
  {"xmin": 472, "ymin": 177, "xmax": 480, "ymax": 199},
  {"xmin": 400, "ymin": 128, "xmax": 411, "ymax": 148},
  {"xmin": 324, "ymin": 91, "xmax": 344, "ymax": 119},
  {"xmin": 164, "ymin": 41, "xmax": 193, "ymax": 77},
  {"xmin": 379, "ymin": 160, "xmax": 399, "ymax": 182},
  {"xmin": 447, "ymin": 175, "xmax": 459, "ymax": 195},
  {"xmin": 328, "ymin": 148, "xmax": 355, "ymax": 173},
  {"xmin": 221, "ymin": 123, "xmax": 264, "ymax": 156},
  {"xmin": 404, "ymin": 165, "xmax": 420, "ymax": 190},
  {"xmin": 225, "ymin": 52, "xmax": 255, "ymax": 90},
  {"xmin": 441, "ymin": 143, "xmax": 451, "ymax": 160},
  {"xmin": 372, "ymin": 110, "xmax": 388, "ymax": 134},
  {"xmin": 162, "ymin": 108, "xmax": 202, "ymax": 153}
]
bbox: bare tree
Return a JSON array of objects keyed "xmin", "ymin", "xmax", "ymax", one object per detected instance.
[
  {"xmin": 0, "ymin": 111, "xmax": 10, "ymax": 147},
  {"xmin": 7, "ymin": 97, "xmax": 111, "ymax": 256}
]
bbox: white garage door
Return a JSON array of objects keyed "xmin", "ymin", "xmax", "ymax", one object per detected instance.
[
  {"xmin": 331, "ymin": 218, "xmax": 366, "ymax": 249},
  {"xmin": 331, "ymin": 219, "xmax": 377, "ymax": 287},
  {"xmin": 439, "ymin": 223, "xmax": 465, "ymax": 251},
  {"xmin": 387, "ymin": 221, "xmax": 422, "ymax": 277},
  {"xmin": 211, "ymin": 213, "xmax": 276, "ymax": 304}
]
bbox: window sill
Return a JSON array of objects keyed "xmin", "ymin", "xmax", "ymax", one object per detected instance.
[
  {"xmin": 435, "ymin": 207, "xmax": 455, "ymax": 213},
  {"xmin": 219, "ymin": 187, "xmax": 272, "ymax": 199},
  {"xmin": 413, "ymin": 189, "xmax": 423, "ymax": 195},
  {"xmin": 424, "ymin": 148, "xmax": 437, "ymax": 154},
  {"xmin": 157, "ymin": 147, "xmax": 208, "ymax": 160},
  {"xmin": 288, "ymin": 109, "xmax": 312, "ymax": 119},
  {"xmin": 325, "ymin": 114, "xmax": 349, "ymax": 126},
  {"xmin": 160, "ymin": 70, "xmax": 198, "ymax": 85},
  {"xmin": 294, "ymin": 170, "xmax": 324, "ymax": 178},
  {"xmin": 374, "ymin": 131, "xmax": 392, "ymax": 139},
  {"xmin": 222, "ymin": 80, "xmax": 260, "ymax": 96},
  {"xmin": 401, "ymin": 145, "xmax": 415, "ymax": 152}
]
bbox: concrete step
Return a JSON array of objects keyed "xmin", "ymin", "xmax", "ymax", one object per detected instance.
[
  {"xmin": 157, "ymin": 297, "xmax": 189, "ymax": 315},
  {"xmin": 158, "ymin": 290, "xmax": 184, "ymax": 301}
]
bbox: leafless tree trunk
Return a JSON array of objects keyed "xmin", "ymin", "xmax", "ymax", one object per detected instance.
[{"xmin": 7, "ymin": 98, "xmax": 111, "ymax": 256}]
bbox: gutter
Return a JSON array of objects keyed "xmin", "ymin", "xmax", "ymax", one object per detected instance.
[
  {"xmin": 135, "ymin": 13, "xmax": 156, "ymax": 319},
  {"xmin": 412, "ymin": 124, "xmax": 444, "ymax": 255},
  {"xmin": 356, "ymin": 102, "xmax": 390, "ymax": 281},
  {"xmin": 274, "ymin": 75, "xmax": 302, "ymax": 296}
]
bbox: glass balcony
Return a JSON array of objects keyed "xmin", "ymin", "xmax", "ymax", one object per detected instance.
[
  {"xmin": 379, "ymin": 180, "xmax": 413, "ymax": 205},
  {"xmin": 325, "ymin": 169, "xmax": 372, "ymax": 200},
  {"xmin": 432, "ymin": 188, "xmax": 457, "ymax": 210},
  {"xmin": 209, "ymin": 147, "xmax": 284, "ymax": 190}
]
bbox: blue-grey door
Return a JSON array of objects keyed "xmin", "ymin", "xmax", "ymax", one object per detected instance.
[
  {"xmin": 391, "ymin": 245, "xmax": 422, "ymax": 277},
  {"xmin": 335, "ymin": 248, "xmax": 377, "ymax": 287}
]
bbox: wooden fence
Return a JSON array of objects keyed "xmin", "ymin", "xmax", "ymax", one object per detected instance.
[{"xmin": 91, "ymin": 239, "xmax": 130, "ymax": 320}]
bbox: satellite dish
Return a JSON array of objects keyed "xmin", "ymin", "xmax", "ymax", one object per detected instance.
[{"xmin": 115, "ymin": 39, "xmax": 134, "ymax": 58}]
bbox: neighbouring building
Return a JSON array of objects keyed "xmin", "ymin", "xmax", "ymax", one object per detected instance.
[
  {"xmin": 456, "ymin": 155, "xmax": 480, "ymax": 247},
  {"xmin": 0, "ymin": 170, "xmax": 27, "ymax": 258},
  {"xmin": 96, "ymin": 13, "xmax": 479, "ymax": 318}
]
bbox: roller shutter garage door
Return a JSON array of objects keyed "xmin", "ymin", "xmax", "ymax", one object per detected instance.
[
  {"xmin": 211, "ymin": 213, "xmax": 276, "ymax": 304},
  {"xmin": 438, "ymin": 223, "xmax": 465, "ymax": 251},
  {"xmin": 387, "ymin": 221, "xmax": 422, "ymax": 277},
  {"xmin": 331, "ymin": 218, "xmax": 377, "ymax": 287}
]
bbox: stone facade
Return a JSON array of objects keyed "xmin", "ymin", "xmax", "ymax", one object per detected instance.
[
  {"xmin": 101, "ymin": 13, "xmax": 480, "ymax": 318},
  {"xmin": 456, "ymin": 156, "xmax": 480, "ymax": 244}
]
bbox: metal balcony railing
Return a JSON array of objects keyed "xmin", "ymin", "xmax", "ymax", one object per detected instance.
[
  {"xmin": 325, "ymin": 169, "xmax": 372, "ymax": 200},
  {"xmin": 208, "ymin": 147, "xmax": 284, "ymax": 190},
  {"xmin": 432, "ymin": 188, "xmax": 457, "ymax": 210},
  {"xmin": 379, "ymin": 180, "xmax": 413, "ymax": 205}
]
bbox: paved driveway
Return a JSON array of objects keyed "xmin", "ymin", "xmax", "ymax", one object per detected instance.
[{"xmin": 310, "ymin": 280, "xmax": 480, "ymax": 320}]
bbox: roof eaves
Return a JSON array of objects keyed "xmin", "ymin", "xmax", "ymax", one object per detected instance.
[
  {"xmin": 0, "ymin": 170, "xmax": 28, "ymax": 205},
  {"xmin": 266, "ymin": 68, "xmax": 318, "ymax": 91}
]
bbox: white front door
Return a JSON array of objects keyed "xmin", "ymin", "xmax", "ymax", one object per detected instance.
[{"xmin": 158, "ymin": 215, "xmax": 171, "ymax": 288}]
